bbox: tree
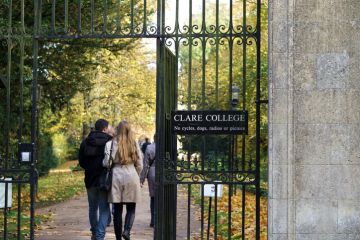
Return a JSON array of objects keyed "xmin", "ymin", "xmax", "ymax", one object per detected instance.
[
  {"xmin": 176, "ymin": 0, "xmax": 268, "ymax": 175},
  {"xmin": 0, "ymin": 0, "xmax": 156, "ymax": 173}
]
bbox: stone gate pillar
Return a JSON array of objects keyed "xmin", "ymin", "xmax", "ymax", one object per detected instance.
[{"xmin": 269, "ymin": 0, "xmax": 360, "ymax": 239}]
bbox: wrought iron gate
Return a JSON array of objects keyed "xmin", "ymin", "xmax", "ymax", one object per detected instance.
[{"xmin": 1, "ymin": 0, "xmax": 265, "ymax": 239}]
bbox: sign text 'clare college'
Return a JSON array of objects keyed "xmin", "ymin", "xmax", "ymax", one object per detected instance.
[{"xmin": 171, "ymin": 110, "xmax": 248, "ymax": 135}]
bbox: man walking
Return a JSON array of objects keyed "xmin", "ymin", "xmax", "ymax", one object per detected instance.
[{"xmin": 79, "ymin": 119, "xmax": 112, "ymax": 240}]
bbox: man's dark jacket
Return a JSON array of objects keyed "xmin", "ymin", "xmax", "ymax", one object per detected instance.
[{"xmin": 78, "ymin": 131, "xmax": 112, "ymax": 188}]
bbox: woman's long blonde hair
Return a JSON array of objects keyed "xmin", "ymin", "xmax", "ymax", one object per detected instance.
[{"xmin": 115, "ymin": 121, "xmax": 139, "ymax": 165}]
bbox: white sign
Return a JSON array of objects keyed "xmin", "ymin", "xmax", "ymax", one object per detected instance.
[
  {"xmin": 0, "ymin": 178, "xmax": 12, "ymax": 208},
  {"xmin": 203, "ymin": 183, "xmax": 223, "ymax": 198},
  {"xmin": 21, "ymin": 152, "xmax": 31, "ymax": 162}
]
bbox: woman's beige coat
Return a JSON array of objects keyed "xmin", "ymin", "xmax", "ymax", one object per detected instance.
[{"xmin": 103, "ymin": 140, "xmax": 143, "ymax": 203}]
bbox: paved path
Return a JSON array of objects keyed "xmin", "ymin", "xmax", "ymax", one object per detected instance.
[{"xmin": 36, "ymin": 185, "xmax": 200, "ymax": 240}]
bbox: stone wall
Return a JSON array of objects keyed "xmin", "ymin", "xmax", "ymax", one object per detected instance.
[{"xmin": 269, "ymin": 0, "xmax": 360, "ymax": 239}]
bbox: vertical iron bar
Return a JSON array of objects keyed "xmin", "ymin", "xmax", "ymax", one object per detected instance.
[
  {"xmin": 161, "ymin": 0, "xmax": 165, "ymax": 35},
  {"xmin": 235, "ymin": 135, "xmax": 238, "ymax": 171},
  {"xmin": 30, "ymin": 1, "xmax": 40, "ymax": 238},
  {"xmin": 51, "ymin": 0, "xmax": 56, "ymax": 34},
  {"xmin": 130, "ymin": 0, "xmax": 134, "ymax": 34},
  {"xmin": 143, "ymin": 0, "xmax": 147, "ymax": 34},
  {"xmin": 64, "ymin": 0, "xmax": 68, "ymax": 33},
  {"xmin": 201, "ymin": 184, "xmax": 204, "ymax": 239},
  {"xmin": 242, "ymin": 0, "xmax": 247, "ymax": 110},
  {"xmin": 116, "ymin": 0, "xmax": 121, "ymax": 33},
  {"xmin": 215, "ymin": 142, "xmax": 219, "ymax": 172},
  {"xmin": 241, "ymin": 2, "xmax": 247, "ymax": 238},
  {"xmin": 155, "ymin": 0, "xmax": 165, "ymax": 238},
  {"xmin": 200, "ymin": 0, "xmax": 207, "ymax": 173},
  {"xmin": 21, "ymin": 0, "xmax": 25, "ymax": 33},
  {"xmin": 187, "ymin": 140, "xmax": 191, "ymax": 169},
  {"xmin": 202, "ymin": 0, "xmax": 206, "ymax": 32},
  {"xmin": 171, "ymin": 47, "xmax": 178, "ymax": 239},
  {"xmin": 230, "ymin": 0, "xmax": 233, "ymax": 34},
  {"xmin": 220, "ymin": 142, "xmax": 225, "ymax": 171},
  {"xmin": 228, "ymin": 135, "xmax": 232, "ymax": 170},
  {"xmin": 228, "ymin": 3, "xmax": 235, "ymax": 238},
  {"xmin": 201, "ymin": 137, "xmax": 205, "ymax": 171},
  {"xmin": 17, "ymin": 183, "xmax": 21, "ymax": 240},
  {"xmin": 77, "ymin": 0, "xmax": 81, "ymax": 34},
  {"xmin": 229, "ymin": 1, "xmax": 235, "ymax": 231},
  {"xmin": 32, "ymin": 0, "xmax": 40, "ymax": 163},
  {"xmin": 213, "ymin": 0, "xmax": 221, "ymax": 175},
  {"xmin": 161, "ymin": 16, "xmax": 166, "ymax": 239},
  {"xmin": 30, "ymin": 166, "xmax": 36, "ymax": 240},
  {"xmin": 157, "ymin": 0, "xmax": 161, "ymax": 35},
  {"xmin": 8, "ymin": 0, "xmax": 12, "ymax": 34},
  {"xmin": 242, "ymin": 0, "xmax": 248, "ymax": 173},
  {"xmin": 242, "ymin": 0, "xmax": 247, "ymax": 111},
  {"xmin": 228, "ymin": 184, "xmax": 232, "ymax": 239},
  {"xmin": 174, "ymin": 18, "xmax": 179, "ymax": 118},
  {"xmin": 216, "ymin": 0, "xmax": 219, "ymax": 33},
  {"xmin": 4, "ymin": 0, "xmax": 12, "ymax": 172},
  {"xmin": 229, "ymin": 0, "xmax": 234, "ymax": 169},
  {"xmin": 175, "ymin": 0, "xmax": 179, "ymax": 34},
  {"xmin": 255, "ymin": 0, "xmax": 262, "ymax": 238},
  {"xmin": 4, "ymin": 182, "xmax": 8, "ymax": 239},
  {"xmin": 201, "ymin": 1, "xmax": 206, "ymax": 109},
  {"xmin": 214, "ymin": 184, "xmax": 218, "ymax": 240},
  {"xmin": 5, "ymin": 38, "xmax": 11, "ymax": 170},
  {"xmin": 187, "ymin": 0, "xmax": 192, "ymax": 111},
  {"xmin": 214, "ymin": 0, "xmax": 219, "ymax": 107},
  {"xmin": 90, "ymin": 0, "xmax": 95, "ymax": 34},
  {"xmin": 103, "ymin": 0, "xmax": 108, "ymax": 34},
  {"xmin": 18, "ymin": 36, "xmax": 25, "ymax": 240},
  {"xmin": 207, "ymin": 197, "xmax": 211, "ymax": 240},
  {"xmin": 242, "ymin": 185, "xmax": 246, "ymax": 239},
  {"xmin": 186, "ymin": 0, "xmax": 193, "ymax": 174},
  {"xmin": 174, "ymin": 17, "xmax": 180, "ymax": 225},
  {"xmin": 38, "ymin": 0, "xmax": 42, "ymax": 34},
  {"xmin": 187, "ymin": 184, "xmax": 191, "ymax": 239},
  {"xmin": 154, "ymin": 37, "xmax": 162, "ymax": 240},
  {"xmin": 174, "ymin": 18, "xmax": 181, "ymax": 237},
  {"xmin": 19, "ymin": 39, "xmax": 24, "ymax": 143}
]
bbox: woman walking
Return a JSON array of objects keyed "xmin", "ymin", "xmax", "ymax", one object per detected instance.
[
  {"xmin": 140, "ymin": 134, "xmax": 156, "ymax": 228},
  {"xmin": 103, "ymin": 121, "xmax": 143, "ymax": 240}
]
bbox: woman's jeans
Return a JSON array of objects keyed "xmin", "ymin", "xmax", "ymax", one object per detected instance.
[
  {"xmin": 87, "ymin": 187, "xmax": 110, "ymax": 240},
  {"xmin": 113, "ymin": 203, "xmax": 136, "ymax": 240}
]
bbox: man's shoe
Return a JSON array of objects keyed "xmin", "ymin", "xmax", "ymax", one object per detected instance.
[
  {"xmin": 91, "ymin": 234, "xmax": 96, "ymax": 240},
  {"xmin": 122, "ymin": 230, "xmax": 130, "ymax": 240}
]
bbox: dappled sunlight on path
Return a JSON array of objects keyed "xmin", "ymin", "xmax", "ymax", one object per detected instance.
[
  {"xmin": 36, "ymin": 185, "xmax": 154, "ymax": 240},
  {"xmin": 36, "ymin": 184, "xmax": 201, "ymax": 239}
]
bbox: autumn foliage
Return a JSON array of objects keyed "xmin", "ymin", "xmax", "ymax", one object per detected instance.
[{"xmin": 191, "ymin": 185, "xmax": 267, "ymax": 240}]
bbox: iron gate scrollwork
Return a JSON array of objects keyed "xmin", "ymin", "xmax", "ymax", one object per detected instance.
[{"xmin": 0, "ymin": 0, "xmax": 265, "ymax": 239}]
